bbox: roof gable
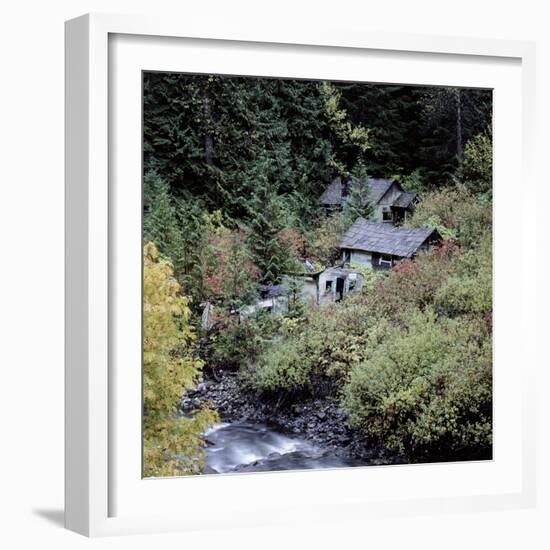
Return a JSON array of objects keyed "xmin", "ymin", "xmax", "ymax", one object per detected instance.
[
  {"xmin": 338, "ymin": 218, "xmax": 436, "ymax": 258},
  {"xmin": 393, "ymin": 191, "xmax": 417, "ymax": 208},
  {"xmin": 319, "ymin": 176, "xmax": 394, "ymax": 205},
  {"xmin": 367, "ymin": 178, "xmax": 395, "ymax": 204},
  {"xmin": 319, "ymin": 176, "xmax": 415, "ymax": 209}
]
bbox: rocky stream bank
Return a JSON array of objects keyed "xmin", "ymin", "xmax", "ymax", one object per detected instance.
[{"xmin": 180, "ymin": 371, "xmax": 402, "ymax": 474}]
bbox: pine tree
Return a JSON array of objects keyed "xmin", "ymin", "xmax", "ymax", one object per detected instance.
[
  {"xmin": 245, "ymin": 156, "xmax": 289, "ymax": 284},
  {"xmin": 143, "ymin": 172, "xmax": 183, "ymax": 275},
  {"xmin": 143, "ymin": 73, "xmax": 336, "ymax": 218},
  {"xmin": 417, "ymin": 87, "xmax": 492, "ymax": 185},
  {"xmin": 343, "ymin": 162, "xmax": 375, "ymax": 226},
  {"xmin": 173, "ymin": 196, "xmax": 209, "ymax": 302}
]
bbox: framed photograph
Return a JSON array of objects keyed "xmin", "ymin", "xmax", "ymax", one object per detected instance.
[{"xmin": 65, "ymin": 13, "xmax": 537, "ymax": 537}]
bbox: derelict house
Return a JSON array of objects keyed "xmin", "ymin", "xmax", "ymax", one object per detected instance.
[
  {"xmin": 284, "ymin": 265, "xmax": 364, "ymax": 307},
  {"xmin": 319, "ymin": 175, "xmax": 417, "ymax": 225},
  {"xmin": 339, "ymin": 218, "xmax": 441, "ymax": 271}
]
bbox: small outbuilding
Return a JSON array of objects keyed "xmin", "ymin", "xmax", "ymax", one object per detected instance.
[{"xmin": 283, "ymin": 266, "xmax": 364, "ymax": 307}]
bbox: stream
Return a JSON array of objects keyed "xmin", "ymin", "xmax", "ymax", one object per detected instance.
[{"xmin": 204, "ymin": 422, "xmax": 360, "ymax": 474}]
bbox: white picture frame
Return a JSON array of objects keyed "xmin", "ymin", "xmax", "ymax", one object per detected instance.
[{"xmin": 65, "ymin": 13, "xmax": 537, "ymax": 537}]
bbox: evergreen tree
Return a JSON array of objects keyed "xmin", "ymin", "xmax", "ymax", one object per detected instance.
[
  {"xmin": 143, "ymin": 172, "xmax": 183, "ymax": 275},
  {"xmin": 336, "ymin": 83, "xmax": 424, "ymax": 178},
  {"xmin": 334, "ymin": 82, "xmax": 492, "ymax": 187},
  {"xmin": 343, "ymin": 163, "xmax": 375, "ymax": 226},
  {"xmin": 173, "ymin": 196, "xmax": 209, "ymax": 301},
  {"xmin": 417, "ymin": 87, "xmax": 492, "ymax": 185},
  {"xmin": 143, "ymin": 73, "xmax": 335, "ymax": 218},
  {"xmin": 245, "ymin": 156, "xmax": 289, "ymax": 284},
  {"xmin": 223, "ymin": 231, "xmax": 259, "ymax": 310},
  {"xmin": 285, "ymin": 276, "xmax": 307, "ymax": 319}
]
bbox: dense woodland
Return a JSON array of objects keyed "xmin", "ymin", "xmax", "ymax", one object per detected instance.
[{"xmin": 142, "ymin": 73, "xmax": 493, "ymax": 477}]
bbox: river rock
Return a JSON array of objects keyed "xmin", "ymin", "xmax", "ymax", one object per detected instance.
[{"xmin": 190, "ymin": 369, "xmax": 383, "ymax": 466}]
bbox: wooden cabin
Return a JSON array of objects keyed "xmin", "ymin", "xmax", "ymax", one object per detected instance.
[
  {"xmin": 338, "ymin": 218, "xmax": 441, "ymax": 271},
  {"xmin": 319, "ymin": 175, "xmax": 417, "ymax": 225}
]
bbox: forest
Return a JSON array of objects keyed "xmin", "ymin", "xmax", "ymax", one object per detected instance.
[{"xmin": 142, "ymin": 72, "xmax": 493, "ymax": 477}]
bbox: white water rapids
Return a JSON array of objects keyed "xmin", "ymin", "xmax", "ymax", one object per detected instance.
[{"xmin": 203, "ymin": 422, "xmax": 356, "ymax": 474}]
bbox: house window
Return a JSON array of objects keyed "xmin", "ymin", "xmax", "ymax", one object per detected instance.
[
  {"xmin": 379, "ymin": 254, "xmax": 393, "ymax": 267},
  {"xmin": 382, "ymin": 210, "xmax": 393, "ymax": 222},
  {"xmin": 325, "ymin": 280, "xmax": 333, "ymax": 294}
]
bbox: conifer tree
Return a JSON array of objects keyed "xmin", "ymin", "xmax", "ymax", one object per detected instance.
[
  {"xmin": 174, "ymin": 197, "xmax": 209, "ymax": 301},
  {"xmin": 143, "ymin": 73, "xmax": 335, "ymax": 217},
  {"xmin": 143, "ymin": 172, "xmax": 183, "ymax": 275},
  {"xmin": 417, "ymin": 87, "xmax": 492, "ymax": 185},
  {"xmin": 245, "ymin": 156, "xmax": 289, "ymax": 285},
  {"xmin": 342, "ymin": 162, "xmax": 375, "ymax": 226}
]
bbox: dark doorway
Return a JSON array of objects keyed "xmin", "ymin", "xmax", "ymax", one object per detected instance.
[{"xmin": 335, "ymin": 277, "xmax": 345, "ymax": 302}]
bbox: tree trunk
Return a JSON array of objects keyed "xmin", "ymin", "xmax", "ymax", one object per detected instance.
[
  {"xmin": 455, "ymin": 88, "xmax": 463, "ymax": 176},
  {"xmin": 203, "ymin": 88, "xmax": 214, "ymax": 166}
]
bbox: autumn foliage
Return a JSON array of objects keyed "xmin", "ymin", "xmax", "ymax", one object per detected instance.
[
  {"xmin": 143, "ymin": 243, "xmax": 218, "ymax": 477},
  {"xmin": 203, "ymin": 230, "xmax": 261, "ymax": 307}
]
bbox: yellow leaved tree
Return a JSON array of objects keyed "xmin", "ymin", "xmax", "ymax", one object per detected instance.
[{"xmin": 143, "ymin": 242, "xmax": 218, "ymax": 477}]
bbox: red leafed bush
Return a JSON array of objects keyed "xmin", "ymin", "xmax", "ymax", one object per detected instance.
[
  {"xmin": 277, "ymin": 227, "xmax": 306, "ymax": 259},
  {"xmin": 203, "ymin": 230, "xmax": 261, "ymax": 304},
  {"xmin": 370, "ymin": 240, "xmax": 461, "ymax": 318}
]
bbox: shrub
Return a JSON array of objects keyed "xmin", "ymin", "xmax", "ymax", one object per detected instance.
[
  {"xmin": 408, "ymin": 185, "xmax": 491, "ymax": 248},
  {"xmin": 207, "ymin": 309, "xmax": 285, "ymax": 373},
  {"xmin": 253, "ymin": 341, "xmax": 312, "ymax": 394},
  {"xmin": 342, "ymin": 309, "xmax": 492, "ymax": 460},
  {"xmin": 349, "ymin": 261, "xmax": 384, "ymax": 293},
  {"xmin": 464, "ymin": 128, "xmax": 493, "ymax": 198},
  {"xmin": 203, "ymin": 229, "xmax": 260, "ymax": 309},
  {"xmin": 368, "ymin": 240, "xmax": 460, "ymax": 319},
  {"xmin": 251, "ymin": 301, "xmax": 374, "ymax": 395},
  {"xmin": 435, "ymin": 231, "xmax": 492, "ymax": 317}
]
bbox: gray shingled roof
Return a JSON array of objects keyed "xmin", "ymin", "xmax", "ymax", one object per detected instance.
[
  {"xmin": 338, "ymin": 218, "xmax": 436, "ymax": 258},
  {"xmin": 319, "ymin": 176, "xmax": 393, "ymax": 206},
  {"xmin": 393, "ymin": 191, "xmax": 417, "ymax": 208}
]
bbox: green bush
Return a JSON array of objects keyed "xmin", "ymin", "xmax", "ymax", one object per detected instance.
[
  {"xmin": 252, "ymin": 302, "xmax": 373, "ymax": 395},
  {"xmin": 342, "ymin": 309, "xmax": 492, "ymax": 459},
  {"xmin": 435, "ymin": 231, "xmax": 492, "ymax": 317},
  {"xmin": 407, "ymin": 185, "xmax": 491, "ymax": 249},
  {"xmin": 253, "ymin": 340, "xmax": 312, "ymax": 393},
  {"xmin": 464, "ymin": 128, "xmax": 493, "ymax": 198}
]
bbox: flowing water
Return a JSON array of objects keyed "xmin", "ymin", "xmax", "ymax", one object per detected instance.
[{"xmin": 204, "ymin": 422, "xmax": 357, "ymax": 474}]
